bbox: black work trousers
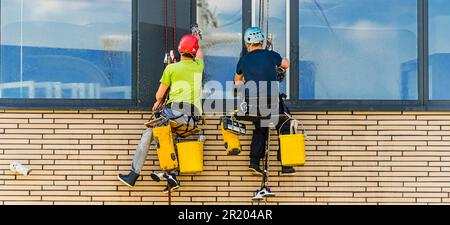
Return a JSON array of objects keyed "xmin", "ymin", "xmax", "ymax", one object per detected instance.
[
  {"xmin": 245, "ymin": 96, "xmax": 292, "ymax": 161},
  {"xmin": 250, "ymin": 116, "xmax": 291, "ymax": 161}
]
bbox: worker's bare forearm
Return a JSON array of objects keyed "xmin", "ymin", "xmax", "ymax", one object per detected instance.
[
  {"xmin": 196, "ymin": 47, "xmax": 204, "ymax": 61},
  {"xmin": 234, "ymin": 73, "xmax": 245, "ymax": 86},
  {"xmin": 155, "ymin": 83, "xmax": 170, "ymax": 102}
]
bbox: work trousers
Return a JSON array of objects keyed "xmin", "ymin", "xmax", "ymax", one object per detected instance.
[
  {"xmin": 250, "ymin": 116, "xmax": 291, "ymax": 161},
  {"xmin": 131, "ymin": 108, "xmax": 193, "ymax": 174},
  {"xmin": 237, "ymin": 95, "xmax": 293, "ymax": 162}
]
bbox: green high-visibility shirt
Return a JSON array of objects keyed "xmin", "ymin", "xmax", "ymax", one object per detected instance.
[{"xmin": 160, "ymin": 59, "xmax": 204, "ymax": 115}]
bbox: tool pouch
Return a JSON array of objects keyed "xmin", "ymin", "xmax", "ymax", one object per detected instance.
[
  {"xmin": 220, "ymin": 117, "xmax": 245, "ymax": 156},
  {"xmin": 153, "ymin": 125, "xmax": 178, "ymax": 171}
]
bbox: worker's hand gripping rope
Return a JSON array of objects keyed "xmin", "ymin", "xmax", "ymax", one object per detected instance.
[{"xmin": 191, "ymin": 23, "xmax": 203, "ymax": 40}]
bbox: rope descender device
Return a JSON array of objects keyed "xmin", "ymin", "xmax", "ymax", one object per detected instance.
[
  {"xmin": 221, "ymin": 114, "xmax": 246, "ymax": 156},
  {"xmin": 191, "ymin": 23, "xmax": 203, "ymax": 40}
]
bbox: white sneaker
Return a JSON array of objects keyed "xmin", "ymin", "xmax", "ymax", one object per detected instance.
[
  {"xmin": 252, "ymin": 188, "xmax": 276, "ymax": 201},
  {"xmin": 252, "ymin": 190, "xmax": 264, "ymax": 201},
  {"xmin": 261, "ymin": 187, "xmax": 276, "ymax": 197}
]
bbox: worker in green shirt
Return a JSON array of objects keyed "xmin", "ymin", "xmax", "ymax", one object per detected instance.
[{"xmin": 118, "ymin": 34, "xmax": 204, "ymax": 193}]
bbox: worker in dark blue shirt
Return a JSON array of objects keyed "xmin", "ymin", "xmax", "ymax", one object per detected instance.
[{"xmin": 235, "ymin": 27, "xmax": 296, "ymax": 176}]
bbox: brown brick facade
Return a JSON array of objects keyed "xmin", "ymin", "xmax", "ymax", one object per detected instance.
[{"xmin": 1, "ymin": 110, "xmax": 450, "ymax": 205}]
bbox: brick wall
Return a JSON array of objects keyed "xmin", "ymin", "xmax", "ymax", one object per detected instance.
[{"xmin": 1, "ymin": 110, "xmax": 450, "ymax": 205}]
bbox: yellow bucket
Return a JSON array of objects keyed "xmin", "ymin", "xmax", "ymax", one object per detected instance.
[
  {"xmin": 153, "ymin": 125, "xmax": 178, "ymax": 171},
  {"xmin": 177, "ymin": 141, "xmax": 204, "ymax": 174},
  {"xmin": 280, "ymin": 134, "xmax": 306, "ymax": 167},
  {"xmin": 221, "ymin": 122, "xmax": 241, "ymax": 156}
]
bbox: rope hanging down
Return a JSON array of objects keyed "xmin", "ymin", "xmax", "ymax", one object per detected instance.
[
  {"xmin": 259, "ymin": 0, "xmax": 265, "ymax": 29},
  {"xmin": 253, "ymin": 0, "xmax": 294, "ymax": 203},
  {"xmin": 173, "ymin": 0, "xmax": 177, "ymax": 51},
  {"xmin": 160, "ymin": 0, "xmax": 178, "ymax": 122},
  {"xmin": 265, "ymin": 0, "xmax": 273, "ymax": 51},
  {"xmin": 164, "ymin": 0, "xmax": 168, "ymax": 54},
  {"xmin": 258, "ymin": 0, "xmax": 272, "ymax": 51},
  {"xmin": 163, "ymin": 0, "xmax": 178, "ymax": 205},
  {"xmin": 164, "ymin": 0, "xmax": 178, "ymax": 66}
]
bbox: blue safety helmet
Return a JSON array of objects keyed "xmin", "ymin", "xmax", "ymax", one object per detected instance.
[{"xmin": 244, "ymin": 27, "xmax": 265, "ymax": 45}]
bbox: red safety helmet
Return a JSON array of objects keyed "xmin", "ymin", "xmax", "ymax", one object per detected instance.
[{"xmin": 178, "ymin": 34, "xmax": 199, "ymax": 55}]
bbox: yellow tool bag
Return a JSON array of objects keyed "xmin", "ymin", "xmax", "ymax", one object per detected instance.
[
  {"xmin": 279, "ymin": 119, "xmax": 307, "ymax": 167},
  {"xmin": 177, "ymin": 141, "xmax": 204, "ymax": 174},
  {"xmin": 221, "ymin": 126, "xmax": 241, "ymax": 156},
  {"xmin": 220, "ymin": 117, "xmax": 245, "ymax": 156},
  {"xmin": 153, "ymin": 125, "xmax": 179, "ymax": 171}
]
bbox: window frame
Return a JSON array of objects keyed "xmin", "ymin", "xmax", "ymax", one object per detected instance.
[{"xmin": 2, "ymin": 0, "xmax": 448, "ymax": 111}]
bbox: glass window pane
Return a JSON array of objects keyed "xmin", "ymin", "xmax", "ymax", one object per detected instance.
[
  {"xmin": 299, "ymin": 0, "xmax": 418, "ymax": 100},
  {"xmin": 0, "ymin": 0, "xmax": 132, "ymax": 99},
  {"xmin": 197, "ymin": 0, "xmax": 242, "ymax": 99},
  {"xmin": 429, "ymin": 0, "xmax": 450, "ymax": 100}
]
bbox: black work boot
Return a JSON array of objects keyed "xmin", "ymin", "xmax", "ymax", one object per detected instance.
[
  {"xmin": 281, "ymin": 166, "xmax": 296, "ymax": 176},
  {"xmin": 249, "ymin": 159, "xmax": 263, "ymax": 176},
  {"xmin": 117, "ymin": 171, "xmax": 140, "ymax": 187}
]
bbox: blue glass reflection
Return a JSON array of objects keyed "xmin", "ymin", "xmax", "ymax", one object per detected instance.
[
  {"xmin": 0, "ymin": 0, "xmax": 132, "ymax": 99},
  {"xmin": 429, "ymin": 0, "xmax": 450, "ymax": 100},
  {"xmin": 0, "ymin": 45, "xmax": 131, "ymax": 99},
  {"xmin": 198, "ymin": 0, "xmax": 242, "ymax": 99},
  {"xmin": 300, "ymin": 0, "xmax": 418, "ymax": 100},
  {"xmin": 198, "ymin": 0, "xmax": 288, "ymax": 99}
]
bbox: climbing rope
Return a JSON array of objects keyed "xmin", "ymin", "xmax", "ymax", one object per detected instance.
[
  {"xmin": 164, "ymin": 0, "xmax": 178, "ymax": 65},
  {"xmin": 164, "ymin": 0, "xmax": 169, "ymax": 54},
  {"xmin": 258, "ymin": 0, "xmax": 273, "ymax": 51},
  {"xmin": 266, "ymin": 0, "xmax": 270, "ymax": 42},
  {"xmin": 161, "ymin": 0, "xmax": 180, "ymax": 114},
  {"xmin": 173, "ymin": 0, "xmax": 177, "ymax": 52},
  {"xmin": 259, "ymin": 0, "xmax": 264, "ymax": 29}
]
